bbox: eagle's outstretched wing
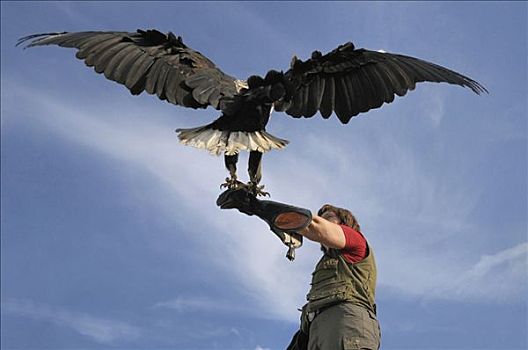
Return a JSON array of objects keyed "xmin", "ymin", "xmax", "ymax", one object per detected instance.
[
  {"xmin": 17, "ymin": 30, "xmax": 240, "ymax": 109},
  {"xmin": 276, "ymin": 42, "xmax": 487, "ymax": 123}
]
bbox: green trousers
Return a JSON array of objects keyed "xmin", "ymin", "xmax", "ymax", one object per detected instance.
[{"xmin": 307, "ymin": 302, "xmax": 380, "ymax": 350}]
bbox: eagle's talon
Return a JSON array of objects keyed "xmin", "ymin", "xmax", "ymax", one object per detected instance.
[
  {"xmin": 248, "ymin": 182, "xmax": 270, "ymax": 197},
  {"xmin": 221, "ymin": 177, "xmax": 244, "ymax": 190}
]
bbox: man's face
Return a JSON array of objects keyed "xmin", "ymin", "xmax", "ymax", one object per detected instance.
[{"xmin": 321, "ymin": 210, "xmax": 341, "ymax": 224}]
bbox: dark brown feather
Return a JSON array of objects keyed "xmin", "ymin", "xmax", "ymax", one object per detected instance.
[
  {"xmin": 155, "ymin": 63, "xmax": 171, "ymax": 99},
  {"xmin": 356, "ymin": 67, "xmax": 380, "ymax": 113},
  {"xmin": 116, "ymin": 49, "xmax": 145, "ymax": 84},
  {"xmin": 385, "ymin": 59, "xmax": 415, "ymax": 93},
  {"xmin": 287, "ymin": 83, "xmax": 304, "ymax": 117},
  {"xmin": 19, "ymin": 30, "xmax": 239, "ymax": 111},
  {"xmin": 84, "ymin": 37, "xmax": 125, "ymax": 67},
  {"xmin": 103, "ymin": 45, "xmax": 136, "ymax": 81},
  {"xmin": 58, "ymin": 32, "xmax": 101, "ymax": 48},
  {"xmin": 144, "ymin": 59, "xmax": 164, "ymax": 94},
  {"xmin": 208, "ymin": 89, "xmax": 222, "ymax": 108},
  {"xmin": 348, "ymin": 69, "xmax": 367, "ymax": 116},
  {"xmin": 75, "ymin": 34, "xmax": 116, "ymax": 59},
  {"xmin": 333, "ymin": 76, "xmax": 351, "ymax": 123},
  {"xmin": 93, "ymin": 42, "xmax": 130, "ymax": 74},
  {"xmin": 319, "ymin": 76, "xmax": 335, "ymax": 119},
  {"xmin": 397, "ymin": 57, "xmax": 437, "ymax": 82},
  {"xmin": 304, "ymin": 76, "xmax": 322, "ymax": 117},
  {"xmin": 125, "ymin": 53, "xmax": 155, "ymax": 90},
  {"xmin": 284, "ymin": 39, "xmax": 487, "ymax": 123},
  {"xmin": 368, "ymin": 65, "xmax": 395, "ymax": 104},
  {"xmin": 300, "ymin": 83, "xmax": 310, "ymax": 117},
  {"xmin": 374, "ymin": 61, "xmax": 406, "ymax": 97},
  {"xmin": 165, "ymin": 70, "xmax": 185, "ymax": 105}
]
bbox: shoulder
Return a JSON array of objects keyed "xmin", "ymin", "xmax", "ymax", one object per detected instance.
[{"xmin": 340, "ymin": 225, "xmax": 368, "ymax": 264}]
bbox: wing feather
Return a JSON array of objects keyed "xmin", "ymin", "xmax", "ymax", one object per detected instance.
[
  {"xmin": 281, "ymin": 43, "xmax": 486, "ymax": 123},
  {"xmin": 300, "ymin": 81, "xmax": 311, "ymax": 116},
  {"xmin": 93, "ymin": 42, "xmax": 129, "ymax": 74},
  {"xmin": 59, "ymin": 33, "xmax": 98, "ymax": 48},
  {"xmin": 334, "ymin": 76, "xmax": 352, "ymax": 123},
  {"xmin": 354, "ymin": 69, "xmax": 374, "ymax": 114},
  {"xmin": 18, "ymin": 30, "xmax": 239, "ymax": 110},
  {"xmin": 125, "ymin": 53, "xmax": 155, "ymax": 91},
  {"xmin": 115, "ymin": 48, "xmax": 144, "ymax": 84},
  {"xmin": 387, "ymin": 59, "xmax": 416, "ymax": 91},
  {"xmin": 193, "ymin": 84, "xmax": 217, "ymax": 105},
  {"xmin": 341, "ymin": 74, "xmax": 357, "ymax": 120},
  {"xmin": 304, "ymin": 75, "xmax": 323, "ymax": 117},
  {"xmin": 144, "ymin": 59, "xmax": 164, "ymax": 94},
  {"xmin": 319, "ymin": 76, "xmax": 335, "ymax": 119},
  {"xmin": 417, "ymin": 60, "xmax": 456, "ymax": 85},
  {"xmin": 348, "ymin": 69, "xmax": 366, "ymax": 117},
  {"xmin": 76, "ymin": 34, "xmax": 118, "ymax": 59},
  {"xmin": 155, "ymin": 63, "xmax": 171, "ymax": 100},
  {"xmin": 367, "ymin": 64, "xmax": 395, "ymax": 104},
  {"xmin": 85, "ymin": 37, "xmax": 125, "ymax": 66},
  {"xmin": 287, "ymin": 82, "xmax": 304, "ymax": 117},
  {"xmin": 165, "ymin": 68, "xmax": 185, "ymax": 105},
  {"xmin": 374, "ymin": 61, "xmax": 406, "ymax": 97},
  {"xmin": 105, "ymin": 45, "xmax": 138, "ymax": 82},
  {"xmin": 208, "ymin": 89, "xmax": 222, "ymax": 108},
  {"xmin": 357, "ymin": 66, "xmax": 383, "ymax": 113}
]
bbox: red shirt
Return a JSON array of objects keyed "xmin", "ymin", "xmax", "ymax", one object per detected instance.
[{"xmin": 339, "ymin": 225, "xmax": 368, "ymax": 264}]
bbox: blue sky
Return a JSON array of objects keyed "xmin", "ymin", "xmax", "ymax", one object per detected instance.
[{"xmin": 1, "ymin": 1, "xmax": 526, "ymax": 349}]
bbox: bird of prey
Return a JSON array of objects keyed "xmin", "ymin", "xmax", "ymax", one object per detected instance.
[{"xmin": 18, "ymin": 29, "xmax": 487, "ymax": 196}]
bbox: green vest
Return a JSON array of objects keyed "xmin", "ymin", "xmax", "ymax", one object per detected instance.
[{"xmin": 306, "ymin": 243, "xmax": 377, "ymax": 314}]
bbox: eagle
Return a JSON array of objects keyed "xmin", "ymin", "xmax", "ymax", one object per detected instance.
[{"xmin": 18, "ymin": 29, "xmax": 487, "ymax": 196}]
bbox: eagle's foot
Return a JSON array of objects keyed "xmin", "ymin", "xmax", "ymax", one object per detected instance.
[
  {"xmin": 220, "ymin": 176, "xmax": 244, "ymax": 190},
  {"xmin": 247, "ymin": 182, "xmax": 270, "ymax": 197}
]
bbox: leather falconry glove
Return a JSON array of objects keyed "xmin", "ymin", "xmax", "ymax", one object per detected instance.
[{"xmin": 217, "ymin": 188, "xmax": 311, "ymax": 260}]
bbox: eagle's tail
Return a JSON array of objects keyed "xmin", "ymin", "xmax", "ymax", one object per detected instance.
[{"xmin": 176, "ymin": 125, "xmax": 289, "ymax": 156}]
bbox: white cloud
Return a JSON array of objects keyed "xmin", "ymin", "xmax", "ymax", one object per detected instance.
[
  {"xmin": 1, "ymin": 298, "xmax": 141, "ymax": 344},
  {"xmin": 434, "ymin": 242, "xmax": 528, "ymax": 302},
  {"xmin": 466, "ymin": 243, "xmax": 528, "ymax": 278},
  {"xmin": 152, "ymin": 295, "xmax": 251, "ymax": 315},
  {"xmin": 255, "ymin": 346, "xmax": 272, "ymax": 350},
  {"xmin": 421, "ymin": 90, "xmax": 446, "ymax": 127},
  {"xmin": 49, "ymin": 2, "xmax": 95, "ymax": 27}
]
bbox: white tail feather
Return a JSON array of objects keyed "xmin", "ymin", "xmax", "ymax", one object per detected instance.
[{"xmin": 176, "ymin": 125, "xmax": 288, "ymax": 156}]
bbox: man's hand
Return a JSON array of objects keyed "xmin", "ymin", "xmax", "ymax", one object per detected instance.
[{"xmin": 299, "ymin": 215, "xmax": 346, "ymax": 249}]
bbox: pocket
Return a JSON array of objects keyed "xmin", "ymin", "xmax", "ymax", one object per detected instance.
[
  {"xmin": 310, "ymin": 259, "xmax": 338, "ymax": 286},
  {"xmin": 343, "ymin": 336, "xmax": 378, "ymax": 350},
  {"xmin": 366, "ymin": 309, "xmax": 381, "ymax": 344},
  {"xmin": 342, "ymin": 305, "xmax": 379, "ymax": 350},
  {"xmin": 300, "ymin": 303, "xmax": 311, "ymax": 334},
  {"xmin": 306, "ymin": 283, "xmax": 348, "ymax": 307},
  {"xmin": 343, "ymin": 337, "xmax": 361, "ymax": 350}
]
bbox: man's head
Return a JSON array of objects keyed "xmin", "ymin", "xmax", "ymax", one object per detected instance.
[{"xmin": 318, "ymin": 204, "xmax": 360, "ymax": 232}]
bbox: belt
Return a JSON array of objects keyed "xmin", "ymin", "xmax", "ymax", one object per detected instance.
[
  {"xmin": 307, "ymin": 302, "xmax": 376, "ymax": 322},
  {"xmin": 307, "ymin": 304, "xmax": 333, "ymax": 322}
]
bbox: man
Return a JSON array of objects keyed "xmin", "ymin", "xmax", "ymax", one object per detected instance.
[{"xmin": 290, "ymin": 204, "xmax": 380, "ymax": 350}]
